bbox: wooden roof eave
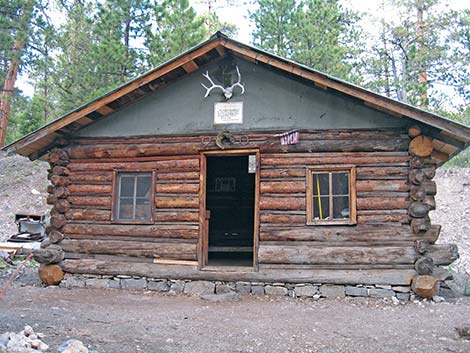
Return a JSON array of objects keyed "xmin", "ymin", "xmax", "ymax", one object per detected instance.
[{"xmin": 3, "ymin": 32, "xmax": 470, "ymax": 162}]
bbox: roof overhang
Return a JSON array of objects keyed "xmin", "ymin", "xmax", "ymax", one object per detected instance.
[{"xmin": 3, "ymin": 32, "xmax": 470, "ymax": 165}]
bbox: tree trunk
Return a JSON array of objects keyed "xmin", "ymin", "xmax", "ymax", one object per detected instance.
[{"xmin": 0, "ymin": 0, "xmax": 34, "ymax": 146}]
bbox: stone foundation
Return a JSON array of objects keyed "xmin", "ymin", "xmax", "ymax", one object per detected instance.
[{"xmin": 60, "ymin": 274, "xmax": 413, "ymax": 300}]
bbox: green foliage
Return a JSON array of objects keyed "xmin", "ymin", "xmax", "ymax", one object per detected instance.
[
  {"xmin": 249, "ymin": 0, "xmax": 363, "ymax": 82},
  {"xmin": 146, "ymin": 0, "xmax": 206, "ymax": 67}
]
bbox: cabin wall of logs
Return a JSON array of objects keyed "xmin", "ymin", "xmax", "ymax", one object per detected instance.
[{"xmin": 34, "ymin": 127, "xmax": 459, "ymax": 289}]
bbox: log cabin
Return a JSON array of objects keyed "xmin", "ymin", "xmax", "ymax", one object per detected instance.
[{"xmin": 4, "ymin": 32, "xmax": 470, "ymax": 298}]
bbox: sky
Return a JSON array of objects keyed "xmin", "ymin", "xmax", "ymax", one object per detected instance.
[{"xmin": 16, "ymin": 0, "xmax": 470, "ymax": 96}]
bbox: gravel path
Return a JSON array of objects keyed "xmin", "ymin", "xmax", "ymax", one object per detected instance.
[{"xmin": 1, "ymin": 284, "xmax": 470, "ymax": 353}]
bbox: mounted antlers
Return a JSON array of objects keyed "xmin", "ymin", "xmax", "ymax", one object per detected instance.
[{"xmin": 201, "ymin": 66, "xmax": 245, "ymax": 100}]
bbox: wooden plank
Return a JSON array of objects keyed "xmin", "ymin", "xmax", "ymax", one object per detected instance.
[
  {"xmin": 96, "ymin": 105, "xmax": 114, "ymax": 115},
  {"xmin": 182, "ymin": 60, "xmax": 199, "ymax": 73}
]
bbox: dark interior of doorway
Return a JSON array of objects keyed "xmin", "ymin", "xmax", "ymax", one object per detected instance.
[{"xmin": 206, "ymin": 155, "xmax": 254, "ymax": 267}]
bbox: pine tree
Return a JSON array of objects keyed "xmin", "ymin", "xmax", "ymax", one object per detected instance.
[
  {"xmin": 146, "ymin": 0, "xmax": 207, "ymax": 67},
  {"xmin": 249, "ymin": 0, "xmax": 296, "ymax": 58},
  {"xmin": 0, "ymin": 0, "xmax": 35, "ymax": 145},
  {"xmin": 249, "ymin": 0, "xmax": 362, "ymax": 81}
]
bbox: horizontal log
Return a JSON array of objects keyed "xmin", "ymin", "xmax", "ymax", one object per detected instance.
[
  {"xmin": 409, "ymin": 169, "xmax": 425, "ymax": 185},
  {"xmin": 421, "ymin": 181, "xmax": 436, "ymax": 195},
  {"xmin": 49, "ymin": 149, "xmax": 69, "ymax": 164},
  {"xmin": 49, "ymin": 175, "xmax": 70, "ymax": 187},
  {"xmin": 260, "ymin": 181, "xmax": 305, "ymax": 194},
  {"xmin": 259, "ymin": 138, "xmax": 409, "ymax": 153},
  {"xmin": 62, "ymin": 259, "xmax": 416, "ymax": 285},
  {"xmin": 262, "ymin": 152, "xmax": 409, "ymax": 167},
  {"xmin": 156, "ymin": 183, "xmax": 199, "ymax": 194},
  {"xmin": 258, "ymin": 245, "xmax": 417, "ymax": 265},
  {"xmin": 259, "ymin": 243, "xmax": 455, "ymax": 267},
  {"xmin": 53, "ymin": 186, "xmax": 69, "ymax": 199},
  {"xmin": 260, "ymin": 197, "xmax": 305, "ymax": 210},
  {"xmin": 68, "ymin": 158, "xmax": 199, "ymax": 172},
  {"xmin": 411, "ymin": 216, "xmax": 431, "ymax": 234},
  {"xmin": 51, "ymin": 166, "xmax": 71, "ymax": 176},
  {"xmin": 48, "ymin": 230, "xmax": 64, "ymax": 244},
  {"xmin": 356, "ymin": 180, "xmax": 409, "ymax": 192},
  {"xmin": 54, "ymin": 199, "xmax": 70, "ymax": 213},
  {"xmin": 408, "ymin": 125, "xmax": 422, "ymax": 138},
  {"xmin": 69, "ymin": 173, "xmax": 113, "ymax": 183},
  {"xmin": 68, "ymin": 184, "xmax": 112, "ymax": 195},
  {"xmin": 410, "ymin": 186, "xmax": 426, "ymax": 201},
  {"xmin": 357, "ymin": 213, "xmax": 408, "ymax": 223},
  {"xmin": 356, "ymin": 197, "xmax": 408, "ymax": 210},
  {"xmin": 62, "ymin": 223, "xmax": 198, "ymax": 239},
  {"xmin": 356, "ymin": 166, "xmax": 408, "ymax": 179},
  {"xmin": 260, "ymin": 214, "xmax": 306, "ymax": 224},
  {"xmin": 424, "ymin": 244, "xmax": 459, "ymax": 266},
  {"xmin": 260, "ymin": 224, "xmax": 439, "ymax": 243},
  {"xmin": 33, "ymin": 245, "xmax": 64, "ymax": 264},
  {"xmin": 260, "ymin": 169, "xmax": 306, "ymax": 179},
  {"xmin": 69, "ymin": 196, "xmax": 112, "ymax": 207},
  {"xmin": 50, "ymin": 214, "xmax": 67, "ymax": 229},
  {"xmin": 154, "ymin": 211, "xmax": 199, "ymax": 222},
  {"xmin": 65, "ymin": 209, "xmax": 111, "ymax": 222},
  {"xmin": 408, "ymin": 202, "xmax": 429, "ymax": 218},
  {"xmin": 60, "ymin": 239, "xmax": 197, "ymax": 260},
  {"xmin": 409, "ymin": 135, "xmax": 433, "ymax": 157},
  {"xmin": 156, "ymin": 196, "xmax": 199, "ymax": 209},
  {"xmin": 67, "ymin": 136, "xmax": 409, "ymax": 159},
  {"xmin": 156, "ymin": 172, "xmax": 199, "ymax": 181},
  {"xmin": 68, "ymin": 143, "xmax": 201, "ymax": 159}
]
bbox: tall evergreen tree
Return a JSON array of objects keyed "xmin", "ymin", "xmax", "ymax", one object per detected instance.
[
  {"xmin": 249, "ymin": 0, "xmax": 362, "ymax": 81},
  {"xmin": 249, "ymin": 0, "xmax": 296, "ymax": 58},
  {"xmin": 146, "ymin": 0, "xmax": 206, "ymax": 67},
  {"xmin": 0, "ymin": 0, "xmax": 35, "ymax": 145},
  {"xmin": 362, "ymin": 0, "xmax": 466, "ymax": 109}
]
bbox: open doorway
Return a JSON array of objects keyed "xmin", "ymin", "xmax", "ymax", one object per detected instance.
[{"xmin": 205, "ymin": 155, "xmax": 255, "ymax": 267}]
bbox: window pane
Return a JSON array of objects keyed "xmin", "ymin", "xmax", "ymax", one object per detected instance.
[
  {"xmin": 313, "ymin": 196, "xmax": 330, "ymax": 220},
  {"xmin": 136, "ymin": 176, "xmax": 152, "ymax": 197},
  {"xmin": 120, "ymin": 176, "xmax": 135, "ymax": 197},
  {"xmin": 118, "ymin": 198, "xmax": 134, "ymax": 219},
  {"xmin": 332, "ymin": 172, "xmax": 349, "ymax": 196},
  {"xmin": 135, "ymin": 198, "xmax": 151, "ymax": 220},
  {"xmin": 333, "ymin": 196, "xmax": 350, "ymax": 219},
  {"xmin": 312, "ymin": 173, "xmax": 329, "ymax": 196}
]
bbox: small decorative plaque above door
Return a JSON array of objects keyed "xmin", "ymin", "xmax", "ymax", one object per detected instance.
[{"xmin": 214, "ymin": 102, "xmax": 243, "ymax": 124}]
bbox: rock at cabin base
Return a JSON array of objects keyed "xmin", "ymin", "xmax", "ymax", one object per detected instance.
[
  {"xmin": 184, "ymin": 281, "xmax": 215, "ymax": 295},
  {"xmin": 38, "ymin": 264, "xmax": 64, "ymax": 286},
  {"xmin": 411, "ymin": 275, "xmax": 440, "ymax": 298}
]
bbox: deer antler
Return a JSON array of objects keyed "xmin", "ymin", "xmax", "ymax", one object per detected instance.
[
  {"xmin": 201, "ymin": 71, "xmax": 225, "ymax": 98},
  {"xmin": 228, "ymin": 66, "xmax": 245, "ymax": 96}
]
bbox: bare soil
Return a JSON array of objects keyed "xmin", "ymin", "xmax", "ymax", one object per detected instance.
[{"xmin": 0, "ymin": 284, "xmax": 469, "ymax": 353}]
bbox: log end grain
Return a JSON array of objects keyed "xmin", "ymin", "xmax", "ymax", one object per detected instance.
[
  {"xmin": 409, "ymin": 136, "xmax": 433, "ymax": 157},
  {"xmin": 38, "ymin": 264, "xmax": 64, "ymax": 286},
  {"xmin": 411, "ymin": 275, "xmax": 440, "ymax": 298}
]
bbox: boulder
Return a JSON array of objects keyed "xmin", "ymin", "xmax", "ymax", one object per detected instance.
[{"xmin": 184, "ymin": 281, "xmax": 215, "ymax": 295}]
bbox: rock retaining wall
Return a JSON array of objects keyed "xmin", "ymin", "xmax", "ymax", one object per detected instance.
[{"xmin": 60, "ymin": 274, "xmax": 413, "ymax": 300}]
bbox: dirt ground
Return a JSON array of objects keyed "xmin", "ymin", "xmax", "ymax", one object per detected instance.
[{"xmin": 0, "ymin": 283, "xmax": 469, "ymax": 353}]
